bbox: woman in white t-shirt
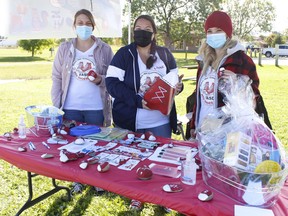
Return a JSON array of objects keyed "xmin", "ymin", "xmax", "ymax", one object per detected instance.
[
  {"xmin": 106, "ymin": 15, "xmax": 183, "ymax": 211},
  {"xmin": 51, "ymin": 9, "xmax": 113, "ymax": 126},
  {"xmin": 106, "ymin": 15, "xmax": 183, "ymax": 138}
]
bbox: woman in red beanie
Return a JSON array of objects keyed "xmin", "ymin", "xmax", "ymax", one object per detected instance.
[{"xmin": 189, "ymin": 10, "xmax": 272, "ymax": 138}]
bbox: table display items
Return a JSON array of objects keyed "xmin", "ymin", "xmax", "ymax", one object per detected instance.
[
  {"xmin": 162, "ymin": 183, "xmax": 183, "ymax": 193},
  {"xmin": 18, "ymin": 114, "xmax": 26, "ymax": 139},
  {"xmin": 149, "ymin": 143, "xmax": 198, "ymax": 165},
  {"xmin": 136, "ymin": 165, "xmax": 153, "ymax": 180},
  {"xmin": 143, "ymin": 72, "xmax": 178, "ymax": 115},
  {"xmin": 97, "ymin": 161, "xmax": 110, "ymax": 172},
  {"xmin": 198, "ymin": 189, "xmax": 213, "ymax": 202},
  {"xmin": 83, "ymin": 127, "xmax": 129, "ymax": 141},
  {"xmin": 69, "ymin": 125, "xmax": 101, "ymax": 136},
  {"xmin": 181, "ymin": 150, "xmax": 199, "ymax": 185},
  {"xmin": 198, "ymin": 74, "xmax": 288, "ymax": 207},
  {"xmin": 25, "ymin": 105, "xmax": 64, "ymax": 136},
  {"xmin": 149, "ymin": 163, "xmax": 180, "ymax": 178}
]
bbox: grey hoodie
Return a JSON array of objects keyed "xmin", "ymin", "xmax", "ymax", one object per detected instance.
[{"xmin": 51, "ymin": 36, "xmax": 113, "ymax": 126}]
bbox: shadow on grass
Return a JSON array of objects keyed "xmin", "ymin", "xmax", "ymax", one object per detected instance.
[
  {"xmin": 0, "ymin": 56, "xmax": 49, "ymax": 62},
  {"xmin": 276, "ymin": 65, "xmax": 284, "ymax": 69},
  {"xmin": 43, "ymin": 186, "xmax": 94, "ymax": 216},
  {"xmin": 66, "ymin": 187, "xmax": 95, "ymax": 216},
  {"xmin": 43, "ymin": 192, "xmax": 72, "ymax": 216},
  {"xmin": 117, "ymin": 197, "xmax": 186, "ymax": 216}
]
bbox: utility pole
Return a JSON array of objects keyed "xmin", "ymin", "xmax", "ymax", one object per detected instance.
[{"xmin": 128, "ymin": 0, "xmax": 131, "ymax": 44}]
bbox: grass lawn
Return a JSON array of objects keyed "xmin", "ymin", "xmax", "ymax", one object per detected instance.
[{"xmin": 0, "ymin": 47, "xmax": 287, "ymax": 216}]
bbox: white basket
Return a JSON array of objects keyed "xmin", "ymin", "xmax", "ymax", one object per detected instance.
[
  {"xmin": 200, "ymin": 148, "xmax": 288, "ymax": 207},
  {"xmin": 25, "ymin": 105, "xmax": 64, "ymax": 136}
]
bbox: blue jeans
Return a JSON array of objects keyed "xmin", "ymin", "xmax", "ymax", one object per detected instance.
[
  {"xmin": 63, "ymin": 109, "xmax": 104, "ymax": 126},
  {"xmin": 136, "ymin": 123, "xmax": 172, "ymax": 138}
]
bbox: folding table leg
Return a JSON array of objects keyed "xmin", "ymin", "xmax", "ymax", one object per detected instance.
[{"xmin": 15, "ymin": 171, "xmax": 71, "ymax": 216}]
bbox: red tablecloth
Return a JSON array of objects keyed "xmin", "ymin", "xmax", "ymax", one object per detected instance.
[{"xmin": 0, "ymin": 132, "xmax": 288, "ymax": 216}]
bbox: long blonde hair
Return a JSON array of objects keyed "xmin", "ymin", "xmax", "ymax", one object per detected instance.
[{"xmin": 198, "ymin": 38, "xmax": 237, "ymax": 74}]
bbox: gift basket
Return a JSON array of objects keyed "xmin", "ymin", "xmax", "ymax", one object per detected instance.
[
  {"xmin": 25, "ymin": 105, "xmax": 64, "ymax": 136},
  {"xmin": 198, "ymin": 74, "xmax": 288, "ymax": 207}
]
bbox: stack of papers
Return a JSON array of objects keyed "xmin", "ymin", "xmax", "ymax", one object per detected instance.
[{"xmin": 83, "ymin": 127, "xmax": 128, "ymax": 141}]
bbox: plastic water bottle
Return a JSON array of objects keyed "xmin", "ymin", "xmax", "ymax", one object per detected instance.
[
  {"xmin": 181, "ymin": 150, "xmax": 198, "ymax": 185},
  {"xmin": 18, "ymin": 115, "xmax": 26, "ymax": 139}
]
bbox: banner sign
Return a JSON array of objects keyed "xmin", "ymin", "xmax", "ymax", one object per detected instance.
[{"xmin": 0, "ymin": 0, "xmax": 122, "ymax": 39}]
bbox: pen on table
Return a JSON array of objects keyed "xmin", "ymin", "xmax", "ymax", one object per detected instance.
[
  {"xmin": 158, "ymin": 154, "xmax": 180, "ymax": 161},
  {"xmin": 28, "ymin": 141, "xmax": 36, "ymax": 150},
  {"xmin": 161, "ymin": 149, "xmax": 186, "ymax": 157},
  {"xmin": 29, "ymin": 128, "xmax": 39, "ymax": 137},
  {"xmin": 159, "ymin": 151, "xmax": 183, "ymax": 159},
  {"xmin": 165, "ymin": 146, "xmax": 188, "ymax": 153},
  {"xmin": 42, "ymin": 141, "xmax": 50, "ymax": 149}
]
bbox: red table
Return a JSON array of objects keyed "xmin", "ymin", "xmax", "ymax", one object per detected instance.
[{"xmin": 0, "ymin": 131, "xmax": 288, "ymax": 216}]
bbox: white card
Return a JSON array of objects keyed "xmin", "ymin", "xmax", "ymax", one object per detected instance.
[
  {"xmin": 234, "ymin": 205, "xmax": 274, "ymax": 216},
  {"xmin": 118, "ymin": 159, "xmax": 140, "ymax": 171}
]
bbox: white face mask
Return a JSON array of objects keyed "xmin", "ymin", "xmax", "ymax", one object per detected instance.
[
  {"xmin": 76, "ymin": 25, "xmax": 93, "ymax": 41},
  {"xmin": 206, "ymin": 33, "xmax": 227, "ymax": 49}
]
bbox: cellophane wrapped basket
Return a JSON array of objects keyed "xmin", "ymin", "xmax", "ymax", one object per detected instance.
[
  {"xmin": 198, "ymin": 74, "xmax": 288, "ymax": 207},
  {"xmin": 25, "ymin": 105, "xmax": 64, "ymax": 136}
]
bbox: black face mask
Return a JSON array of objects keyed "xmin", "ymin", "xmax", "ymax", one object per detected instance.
[{"xmin": 133, "ymin": 30, "xmax": 153, "ymax": 47}]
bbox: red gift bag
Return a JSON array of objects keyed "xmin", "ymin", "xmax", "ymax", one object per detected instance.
[{"xmin": 143, "ymin": 72, "xmax": 178, "ymax": 115}]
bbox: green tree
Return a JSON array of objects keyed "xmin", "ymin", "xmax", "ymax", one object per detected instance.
[
  {"xmin": 121, "ymin": 26, "xmax": 129, "ymax": 46},
  {"xmin": 223, "ymin": 0, "xmax": 276, "ymax": 40},
  {"xmin": 282, "ymin": 29, "xmax": 288, "ymax": 41},
  {"xmin": 264, "ymin": 33, "xmax": 286, "ymax": 47},
  {"xmin": 125, "ymin": 0, "xmax": 222, "ymax": 49},
  {"xmin": 18, "ymin": 39, "xmax": 56, "ymax": 57},
  {"xmin": 273, "ymin": 34, "xmax": 286, "ymax": 47},
  {"xmin": 265, "ymin": 34, "xmax": 276, "ymax": 47}
]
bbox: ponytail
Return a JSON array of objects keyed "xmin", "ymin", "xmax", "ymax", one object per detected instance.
[{"xmin": 146, "ymin": 40, "xmax": 157, "ymax": 69}]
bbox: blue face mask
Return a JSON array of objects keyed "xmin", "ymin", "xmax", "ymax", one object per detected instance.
[
  {"xmin": 206, "ymin": 33, "xmax": 227, "ymax": 49},
  {"xmin": 76, "ymin": 25, "xmax": 93, "ymax": 40}
]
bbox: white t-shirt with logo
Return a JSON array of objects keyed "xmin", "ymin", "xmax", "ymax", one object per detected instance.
[
  {"xmin": 197, "ymin": 66, "xmax": 217, "ymax": 128},
  {"xmin": 64, "ymin": 42, "xmax": 103, "ymax": 110},
  {"xmin": 136, "ymin": 52, "xmax": 170, "ymax": 129}
]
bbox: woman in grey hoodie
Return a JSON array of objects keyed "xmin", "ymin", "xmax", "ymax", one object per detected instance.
[
  {"xmin": 51, "ymin": 9, "xmax": 113, "ymax": 195},
  {"xmin": 51, "ymin": 9, "xmax": 113, "ymax": 127}
]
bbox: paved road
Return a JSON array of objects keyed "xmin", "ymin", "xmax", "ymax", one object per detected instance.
[
  {"xmin": 252, "ymin": 57, "xmax": 288, "ymax": 66},
  {"xmin": 0, "ymin": 79, "xmax": 25, "ymax": 84},
  {"xmin": 0, "ymin": 61, "xmax": 52, "ymax": 67}
]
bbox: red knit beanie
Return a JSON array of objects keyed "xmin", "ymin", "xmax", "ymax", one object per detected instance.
[{"xmin": 204, "ymin": 11, "xmax": 233, "ymax": 38}]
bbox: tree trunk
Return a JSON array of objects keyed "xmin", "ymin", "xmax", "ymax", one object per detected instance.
[{"xmin": 163, "ymin": 34, "xmax": 173, "ymax": 50}]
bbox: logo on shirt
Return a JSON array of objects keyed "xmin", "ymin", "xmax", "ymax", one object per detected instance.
[
  {"xmin": 139, "ymin": 71, "xmax": 161, "ymax": 94},
  {"xmin": 72, "ymin": 58, "xmax": 96, "ymax": 80},
  {"xmin": 200, "ymin": 77, "xmax": 215, "ymax": 104}
]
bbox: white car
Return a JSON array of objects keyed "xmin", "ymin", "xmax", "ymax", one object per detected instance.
[{"xmin": 262, "ymin": 44, "xmax": 288, "ymax": 58}]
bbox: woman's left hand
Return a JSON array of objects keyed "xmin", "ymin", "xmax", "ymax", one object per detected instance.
[
  {"xmin": 219, "ymin": 69, "xmax": 235, "ymax": 79},
  {"xmin": 142, "ymin": 99, "xmax": 150, "ymax": 110},
  {"xmin": 175, "ymin": 74, "xmax": 184, "ymax": 95},
  {"xmin": 90, "ymin": 72, "xmax": 102, "ymax": 85}
]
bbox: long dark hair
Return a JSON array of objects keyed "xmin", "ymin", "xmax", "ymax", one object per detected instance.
[{"xmin": 133, "ymin": 15, "xmax": 157, "ymax": 69}]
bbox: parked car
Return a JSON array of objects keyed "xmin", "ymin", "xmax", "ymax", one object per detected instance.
[
  {"xmin": 246, "ymin": 44, "xmax": 260, "ymax": 52},
  {"xmin": 262, "ymin": 44, "xmax": 288, "ymax": 58}
]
